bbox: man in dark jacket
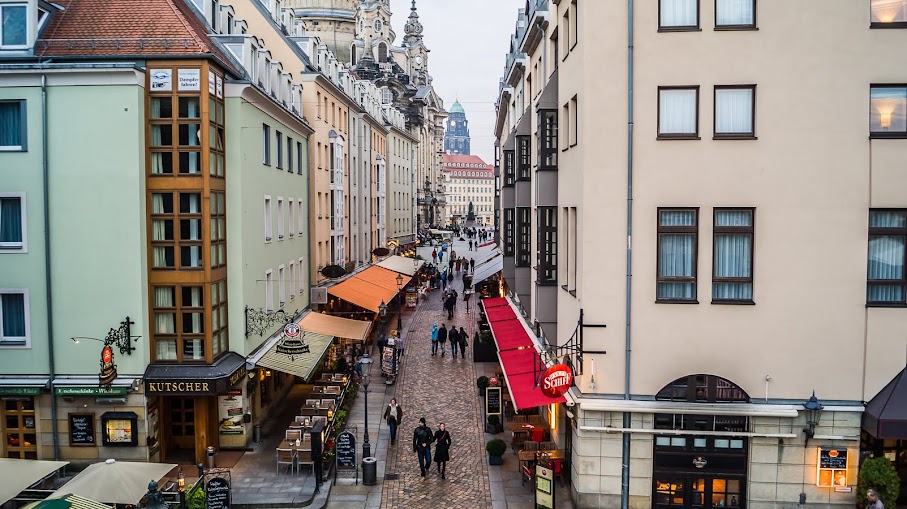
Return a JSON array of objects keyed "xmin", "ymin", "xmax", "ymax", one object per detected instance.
[
  {"xmin": 437, "ymin": 324, "xmax": 448, "ymax": 357},
  {"xmin": 445, "ymin": 294, "xmax": 456, "ymax": 320},
  {"xmin": 413, "ymin": 418, "xmax": 434, "ymax": 477},
  {"xmin": 448, "ymin": 327, "xmax": 460, "ymax": 358}
]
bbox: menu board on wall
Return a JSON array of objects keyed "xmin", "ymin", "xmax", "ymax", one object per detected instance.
[
  {"xmin": 68, "ymin": 413, "xmax": 95, "ymax": 446},
  {"xmin": 218, "ymin": 389, "xmax": 245, "ymax": 435},
  {"xmin": 817, "ymin": 448, "xmax": 849, "ymax": 487}
]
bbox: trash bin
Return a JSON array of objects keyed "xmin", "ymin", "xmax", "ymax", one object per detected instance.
[
  {"xmin": 362, "ymin": 457, "xmax": 378, "ymax": 486},
  {"xmin": 206, "ymin": 446, "xmax": 216, "ymax": 469},
  {"xmin": 253, "ymin": 424, "xmax": 262, "ymax": 444}
]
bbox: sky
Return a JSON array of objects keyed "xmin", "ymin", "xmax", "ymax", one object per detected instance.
[{"xmin": 391, "ymin": 0, "xmax": 525, "ymax": 164}]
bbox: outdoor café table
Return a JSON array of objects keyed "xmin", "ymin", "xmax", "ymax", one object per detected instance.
[
  {"xmin": 280, "ymin": 439, "xmax": 312, "ymax": 454},
  {"xmin": 517, "ymin": 450, "xmax": 566, "ymax": 484},
  {"xmin": 288, "ymin": 422, "xmax": 314, "ymax": 432},
  {"xmin": 505, "ymin": 422, "xmax": 551, "ymax": 443},
  {"xmin": 300, "ymin": 405, "xmax": 332, "ymax": 417}
]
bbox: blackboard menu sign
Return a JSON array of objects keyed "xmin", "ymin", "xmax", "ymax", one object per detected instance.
[
  {"xmin": 205, "ymin": 477, "xmax": 230, "ymax": 509},
  {"xmin": 816, "ymin": 448, "xmax": 849, "ymax": 488},
  {"xmin": 819, "ymin": 449, "xmax": 847, "ymax": 469},
  {"xmin": 486, "ymin": 387, "xmax": 502, "ymax": 415},
  {"xmin": 336, "ymin": 431, "xmax": 356, "ymax": 470},
  {"xmin": 69, "ymin": 413, "xmax": 95, "ymax": 446}
]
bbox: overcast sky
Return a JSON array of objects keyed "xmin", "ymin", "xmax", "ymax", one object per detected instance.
[{"xmin": 392, "ymin": 0, "xmax": 524, "ymax": 164}]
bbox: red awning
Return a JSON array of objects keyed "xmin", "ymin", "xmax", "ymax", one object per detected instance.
[{"xmin": 485, "ymin": 298, "xmax": 566, "ymax": 410}]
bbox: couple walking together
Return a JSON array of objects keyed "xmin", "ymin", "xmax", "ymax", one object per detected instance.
[{"xmin": 384, "ymin": 401, "xmax": 453, "ymax": 479}]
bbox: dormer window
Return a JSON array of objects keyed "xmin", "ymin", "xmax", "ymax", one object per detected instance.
[
  {"xmin": 226, "ymin": 13, "xmax": 233, "ymax": 34},
  {"xmin": 1, "ymin": 4, "xmax": 27, "ymax": 48},
  {"xmin": 209, "ymin": 0, "xmax": 219, "ymax": 31}
]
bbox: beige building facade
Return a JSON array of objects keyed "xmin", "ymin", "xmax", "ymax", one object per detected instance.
[
  {"xmin": 442, "ymin": 154, "xmax": 494, "ymax": 227},
  {"xmin": 494, "ymin": 1, "xmax": 907, "ymax": 508}
]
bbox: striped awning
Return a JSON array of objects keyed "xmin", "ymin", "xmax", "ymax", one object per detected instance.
[{"xmin": 255, "ymin": 332, "xmax": 334, "ymax": 382}]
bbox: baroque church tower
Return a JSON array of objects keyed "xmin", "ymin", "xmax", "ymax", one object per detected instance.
[
  {"xmin": 444, "ymin": 100, "xmax": 470, "ymax": 154},
  {"xmin": 285, "ymin": 0, "xmax": 358, "ymax": 62}
]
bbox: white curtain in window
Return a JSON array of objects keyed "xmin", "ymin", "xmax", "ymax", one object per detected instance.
[
  {"xmin": 154, "ymin": 287, "xmax": 174, "ymax": 307},
  {"xmin": 658, "ymin": 233, "xmax": 695, "ymax": 299},
  {"xmin": 185, "ymin": 194, "xmax": 201, "ymax": 213},
  {"xmin": 660, "ymin": 0, "xmax": 697, "ymax": 26},
  {"xmin": 152, "ymin": 247, "xmax": 169, "ymax": 267},
  {"xmin": 868, "ymin": 210, "xmax": 906, "ymax": 302},
  {"xmin": 155, "ymin": 312, "xmax": 175, "ymax": 334},
  {"xmin": 715, "ymin": 88, "xmax": 754, "ymax": 134},
  {"xmin": 185, "ymin": 287, "xmax": 203, "ymax": 307},
  {"xmin": 151, "ymin": 126, "xmax": 164, "ymax": 146},
  {"xmin": 659, "ymin": 89, "xmax": 697, "ymax": 134},
  {"xmin": 156, "ymin": 339, "xmax": 177, "ymax": 360},
  {"xmin": 152, "ymin": 194, "xmax": 165, "ymax": 214},
  {"xmin": 716, "ymin": 0, "xmax": 754, "ymax": 25},
  {"xmin": 152, "ymin": 220, "xmax": 167, "ymax": 241},
  {"xmin": 184, "ymin": 339, "xmax": 204, "ymax": 360},
  {"xmin": 713, "ymin": 234, "xmax": 752, "ymax": 299}
]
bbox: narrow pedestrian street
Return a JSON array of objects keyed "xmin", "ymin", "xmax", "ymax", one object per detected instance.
[{"xmin": 379, "ymin": 246, "xmax": 492, "ymax": 509}]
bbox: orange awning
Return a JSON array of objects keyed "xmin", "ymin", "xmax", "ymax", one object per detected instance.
[
  {"xmin": 299, "ymin": 312, "xmax": 372, "ymax": 341},
  {"xmin": 327, "ymin": 266, "xmax": 408, "ymax": 312}
]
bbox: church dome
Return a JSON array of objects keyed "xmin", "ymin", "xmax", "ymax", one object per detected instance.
[{"xmin": 450, "ymin": 99, "xmax": 465, "ymax": 114}]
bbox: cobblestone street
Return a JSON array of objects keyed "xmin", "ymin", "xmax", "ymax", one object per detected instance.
[{"xmin": 380, "ymin": 244, "xmax": 493, "ymax": 509}]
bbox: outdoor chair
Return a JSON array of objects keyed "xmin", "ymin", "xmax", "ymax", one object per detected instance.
[
  {"xmin": 312, "ymin": 416, "xmax": 328, "ymax": 426},
  {"xmin": 522, "ymin": 441, "xmax": 540, "ymax": 452},
  {"xmin": 276, "ymin": 448, "xmax": 295, "ymax": 474},
  {"xmin": 512, "ymin": 415, "xmax": 528, "ymax": 424},
  {"xmin": 286, "ymin": 430, "xmax": 302, "ymax": 441},
  {"xmin": 305, "ymin": 399, "xmax": 321, "ymax": 407},
  {"xmin": 321, "ymin": 399, "xmax": 335, "ymax": 407},
  {"xmin": 325, "ymin": 385, "xmax": 341, "ymax": 394},
  {"xmin": 547, "ymin": 458, "xmax": 564, "ymax": 485},
  {"xmin": 297, "ymin": 449, "xmax": 315, "ymax": 475},
  {"xmin": 295, "ymin": 415, "xmax": 308, "ymax": 424},
  {"xmin": 528, "ymin": 415, "xmax": 543, "ymax": 425},
  {"xmin": 531, "ymin": 427, "xmax": 545, "ymax": 443},
  {"xmin": 288, "ymin": 423, "xmax": 303, "ymax": 430},
  {"xmin": 539, "ymin": 441, "xmax": 557, "ymax": 451}
]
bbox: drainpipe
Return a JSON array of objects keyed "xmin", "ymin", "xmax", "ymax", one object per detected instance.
[
  {"xmin": 42, "ymin": 74, "xmax": 60, "ymax": 460},
  {"xmin": 621, "ymin": 2, "xmax": 635, "ymax": 509}
]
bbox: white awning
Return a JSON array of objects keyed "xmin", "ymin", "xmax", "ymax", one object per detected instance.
[
  {"xmin": 0, "ymin": 459, "xmax": 69, "ymax": 505},
  {"xmin": 472, "ymin": 253, "xmax": 503, "ymax": 285},
  {"xmin": 255, "ymin": 332, "xmax": 335, "ymax": 382},
  {"xmin": 0, "ymin": 377, "xmax": 49, "ymax": 387},
  {"xmin": 376, "ymin": 255, "xmax": 424, "ymax": 276}
]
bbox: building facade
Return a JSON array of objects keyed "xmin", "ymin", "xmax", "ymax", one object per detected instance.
[
  {"xmin": 443, "ymin": 99, "xmax": 470, "ymax": 155},
  {"xmin": 385, "ymin": 108, "xmax": 418, "ymax": 250},
  {"xmin": 285, "ymin": 0, "xmax": 357, "ymax": 62},
  {"xmin": 494, "ymin": 1, "xmax": 907, "ymax": 508},
  {"xmin": 441, "ymin": 154, "xmax": 494, "ymax": 227}
]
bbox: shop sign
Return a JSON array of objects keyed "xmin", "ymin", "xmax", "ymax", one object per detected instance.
[
  {"xmin": 56, "ymin": 386, "xmax": 128, "ymax": 396},
  {"xmin": 0, "ymin": 387, "xmax": 42, "ymax": 396},
  {"xmin": 145, "ymin": 381, "xmax": 213, "ymax": 394},
  {"xmin": 540, "ymin": 363, "xmax": 573, "ymax": 398},
  {"xmin": 485, "ymin": 386, "xmax": 502, "ymax": 416},
  {"xmin": 99, "ymin": 345, "xmax": 117, "ymax": 388},
  {"xmin": 336, "ymin": 431, "xmax": 356, "ymax": 470},
  {"xmin": 178, "ymin": 69, "xmax": 200, "ymax": 91},
  {"xmin": 276, "ymin": 323, "xmax": 310, "ymax": 360},
  {"xmin": 535, "ymin": 465, "xmax": 554, "ymax": 509},
  {"xmin": 218, "ymin": 389, "xmax": 244, "ymax": 435},
  {"xmin": 817, "ymin": 448, "xmax": 848, "ymax": 487},
  {"xmin": 149, "ymin": 69, "xmax": 172, "ymax": 91},
  {"xmin": 228, "ymin": 366, "xmax": 247, "ymax": 387},
  {"xmin": 205, "ymin": 477, "xmax": 230, "ymax": 509}
]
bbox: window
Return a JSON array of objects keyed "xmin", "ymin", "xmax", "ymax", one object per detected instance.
[
  {"xmin": 0, "ymin": 290, "xmax": 28, "ymax": 345},
  {"xmin": 538, "ymin": 207, "xmax": 557, "ymax": 283},
  {"xmin": 658, "ymin": 87, "xmax": 699, "ymax": 139},
  {"xmin": 570, "ymin": 95, "xmax": 578, "ymax": 146},
  {"xmin": 151, "ymin": 192, "xmax": 202, "ymax": 269},
  {"xmin": 0, "ymin": 100, "xmax": 25, "ymax": 150},
  {"xmin": 870, "ymin": 85, "xmax": 907, "ymax": 136},
  {"xmin": 714, "ymin": 86, "xmax": 755, "ymax": 138},
  {"xmin": 538, "ymin": 110, "xmax": 558, "ymax": 169},
  {"xmin": 0, "ymin": 4, "xmax": 27, "ymax": 47},
  {"xmin": 277, "ymin": 198, "xmax": 284, "ymax": 240},
  {"xmin": 503, "ymin": 150, "xmax": 515, "ymax": 186},
  {"xmin": 265, "ymin": 270, "xmax": 274, "ymax": 312},
  {"xmin": 504, "ymin": 208, "xmax": 515, "ymax": 256},
  {"xmin": 517, "ymin": 207, "xmax": 531, "ymax": 266},
  {"xmin": 296, "ymin": 141, "xmax": 304, "ymax": 174},
  {"xmin": 715, "ymin": 0, "xmax": 755, "ymax": 29},
  {"xmin": 276, "ymin": 130, "xmax": 283, "ymax": 169},
  {"xmin": 656, "ymin": 208, "xmax": 698, "ymax": 302},
  {"xmin": 210, "ymin": 191, "xmax": 226, "ymax": 268},
  {"xmin": 569, "ymin": 0, "xmax": 578, "ymax": 48},
  {"xmin": 868, "ymin": 209, "xmax": 907, "ymax": 304},
  {"xmin": 659, "ymin": 0, "xmax": 699, "ymax": 30},
  {"xmin": 287, "ymin": 136, "xmax": 293, "ymax": 172},
  {"xmin": 262, "ymin": 124, "xmax": 271, "ymax": 165},
  {"xmin": 0, "ymin": 195, "xmax": 25, "ymax": 250},
  {"xmin": 516, "ymin": 136, "xmax": 531, "ymax": 180},
  {"xmin": 561, "ymin": 101, "xmax": 570, "ymax": 150},
  {"xmin": 712, "ymin": 208, "xmax": 754, "ymax": 303},
  {"xmin": 561, "ymin": 7, "xmax": 570, "ymax": 60},
  {"xmin": 871, "ymin": 0, "xmax": 907, "ymax": 27},
  {"xmin": 264, "ymin": 196, "xmax": 272, "ymax": 241},
  {"xmin": 288, "ymin": 199, "xmax": 295, "ymax": 237},
  {"xmin": 298, "ymin": 198, "xmax": 304, "ymax": 234},
  {"xmin": 278, "ymin": 265, "xmax": 285, "ymax": 307}
]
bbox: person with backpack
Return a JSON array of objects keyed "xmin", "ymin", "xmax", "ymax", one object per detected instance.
[
  {"xmin": 413, "ymin": 418, "xmax": 434, "ymax": 477},
  {"xmin": 449, "ymin": 326, "xmax": 460, "ymax": 358},
  {"xmin": 458, "ymin": 327, "xmax": 468, "ymax": 359},
  {"xmin": 430, "ymin": 323, "xmax": 439, "ymax": 357}
]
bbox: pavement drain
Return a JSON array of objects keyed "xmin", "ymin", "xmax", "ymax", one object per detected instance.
[{"xmin": 385, "ymin": 473, "xmax": 399, "ymax": 480}]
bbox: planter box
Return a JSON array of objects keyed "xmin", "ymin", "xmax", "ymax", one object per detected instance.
[
  {"xmin": 473, "ymin": 340, "xmax": 498, "ymax": 363},
  {"xmin": 488, "ymin": 454, "xmax": 504, "ymax": 465},
  {"xmin": 485, "ymin": 423, "xmax": 502, "ymax": 434}
]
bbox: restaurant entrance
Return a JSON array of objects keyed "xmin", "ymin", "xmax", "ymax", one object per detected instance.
[{"xmin": 164, "ymin": 396, "xmax": 196, "ymax": 459}]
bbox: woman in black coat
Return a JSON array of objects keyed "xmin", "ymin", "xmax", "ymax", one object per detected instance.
[{"xmin": 434, "ymin": 423, "xmax": 452, "ymax": 479}]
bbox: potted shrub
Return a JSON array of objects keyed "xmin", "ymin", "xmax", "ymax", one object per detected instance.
[
  {"xmin": 487, "ymin": 414, "xmax": 502, "ymax": 434},
  {"xmin": 473, "ymin": 330, "xmax": 498, "ymax": 362},
  {"xmin": 857, "ymin": 457, "xmax": 899, "ymax": 509},
  {"xmin": 476, "ymin": 376, "xmax": 490, "ymax": 396},
  {"xmin": 486, "ymin": 438, "xmax": 506, "ymax": 465}
]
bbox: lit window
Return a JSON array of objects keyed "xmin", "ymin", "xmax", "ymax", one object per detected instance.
[
  {"xmin": 870, "ymin": 86, "xmax": 907, "ymax": 136},
  {"xmin": 871, "ymin": 0, "xmax": 907, "ymax": 26}
]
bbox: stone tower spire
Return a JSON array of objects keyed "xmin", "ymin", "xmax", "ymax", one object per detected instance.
[{"xmin": 403, "ymin": 0, "xmax": 423, "ymax": 47}]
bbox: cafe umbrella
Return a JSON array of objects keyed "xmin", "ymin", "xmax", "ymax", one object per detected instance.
[
  {"xmin": 48, "ymin": 459, "xmax": 175, "ymax": 505},
  {"xmin": 0, "ymin": 458, "xmax": 69, "ymax": 506}
]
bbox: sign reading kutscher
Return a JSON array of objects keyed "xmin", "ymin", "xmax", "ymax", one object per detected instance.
[{"xmin": 541, "ymin": 363, "xmax": 573, "ymax": 398}]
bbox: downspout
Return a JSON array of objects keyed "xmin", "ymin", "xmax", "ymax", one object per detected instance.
[
  {"xmin": 42, "ymin": 74, "xmax": 60, "ymax": 460},
  {"xmin": 621, "ymin": 2, "xmax": 635, "ymax": 509}
]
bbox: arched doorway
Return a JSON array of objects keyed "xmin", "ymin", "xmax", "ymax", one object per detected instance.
[{"xmin": 652, "ymin": 374, "xmax": 750, "ymax": 509}]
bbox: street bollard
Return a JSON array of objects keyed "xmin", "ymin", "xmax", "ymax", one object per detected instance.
[{"xmin": 206, "ymin": 446, "xmax": 216, "ymax": 469}]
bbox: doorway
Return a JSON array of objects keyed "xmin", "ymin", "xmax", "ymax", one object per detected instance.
[
  {"xmin": 654, "ymin": 476, "xmax": 744, "ymax": 508},
  {"xmin": 164, "ymin": 396, "xmax": 195, "ymax": 462}
]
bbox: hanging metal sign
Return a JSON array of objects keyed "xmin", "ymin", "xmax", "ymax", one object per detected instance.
[
  {"xmin": 276, "ymin": 324, "xmax": 310, "ymax": 360},
  {"xmin": 540, "ymin": 363, "xmax": 573, "ymax": 398},
  {"xmin": 98, "ymin": 345, "xmax": 117, "ymax": 388}
]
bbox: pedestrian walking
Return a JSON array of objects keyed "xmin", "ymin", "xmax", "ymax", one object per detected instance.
[
  {"xmin": 438, "ymin": 250, "xmax": 445, "ymax": 264},
  {"xmin": 448, "ymin": 258, "xmax": 455, "ymax": 274},
  {"xmin": 431, "ymin": 248, "xmax": 438, "ymax": 265},
  {"xmin": 469, "ymin": 257, "xmax": 475, "ymax": 273},
  {"xmin": 455, "ymin": 257, "xmax": 461, "ymax": 273},
  {"xmin": 468, "ymin": 239, "xmax": 473, "ymax": 251},
  {"xmin": 459, "ymin": 327, "xmax": 468, "ymax": 359},
  {"xmin": 395, "ymin": 331, "xmax": 405, "ymax": 358},
  {"xmin": 441, "ymin": 270, "xmax": 447, "ymax": 290},
  {"xmin": 430, "ymin": 323, "xmax": 439, "ymax": 356},
  {"xmin": 867, "ymin": 490, "xmax": 885, "ymax": 509},
  {"xmin": 449, "ymin": 326, "xmax": 460, "ymax": 358},
  {"xmin": 437, "ymin": 324, "xmax": 448, "ymax": 357},
  {"xmin": 384, "ymin": 398, "xmax": 403, "ymax": 446},
  {"xmin": 451, "ymin": 249, "xmax": 457, "ymax": 262},
  {"xmin": 433, "ymin": 423, "xmax": 452, "ymax": 480},
  {"xmin": 413, "ymin": 418, "xmax": 434, "ymax": 477},
  {"xmin": 445, "ymin": 293, "xmax": 456, "ymax": 320}
]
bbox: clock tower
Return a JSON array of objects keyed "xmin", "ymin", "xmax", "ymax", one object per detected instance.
[{"xmin": 444, "ymin": 100, "xmax": 470, "ymax": 155}]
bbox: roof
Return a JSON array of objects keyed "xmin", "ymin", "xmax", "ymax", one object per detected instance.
[
  {"xmin": 863, "ymin": 367, "xmax": 907, "ymax": 439},
  {"xmin": 299, "ymin": 312, "xmax": 371, "ymax": 341},
  {"xmin": 450, "ymin": 99, "xmax": 464, "ymax": 114},
  {"xmin": 376, "ymin": 255, "xmax": 425, "ymax": 276},
  {"xmin": 442, "ymin": 154, "xmax": 493, "ymax": 172},
  {"xmin": 36, "ymin": 0, "xmax": 242, "ymax": 76},
  {"xmin": 327, "ymin": 266, "xmax": 410, "ymax": 312}
]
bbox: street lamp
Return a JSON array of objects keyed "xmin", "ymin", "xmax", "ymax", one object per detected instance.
[
  {"xmin": 395, "ymin": 274, "xmax": 404, "ymax": 331},
  {"xmin": 378, "ymin": 300, "xmax": 387, "ymax": 318},
  {"xmin": 177, "ymin": 467, "xmax": 186, "ymax": 509},
  {"xmin": 802, "ymin": 391, "xmax": 823, "ymax": 447},
  {"xmin": 139, "ymin": 481, "xmax": 168, "ymax": 509},
  {"xmin": 359, "ymin": 354, "xmax": 374, "ymax": 458}
]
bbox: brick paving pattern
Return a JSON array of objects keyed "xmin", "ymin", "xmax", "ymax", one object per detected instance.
[{"xmin": 380, "ymin": 261, "xmax": 493, "ymax": 509}]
